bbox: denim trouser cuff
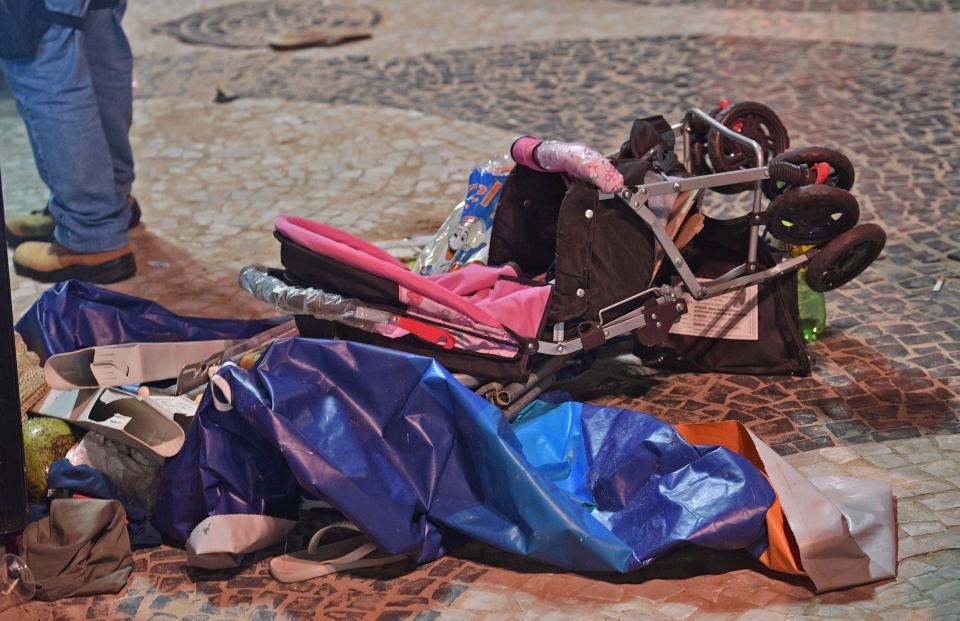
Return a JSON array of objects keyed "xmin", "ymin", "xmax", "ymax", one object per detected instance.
[{"xmin": 55, "ymin": 227, "xmax": 129, "ymax": 253}]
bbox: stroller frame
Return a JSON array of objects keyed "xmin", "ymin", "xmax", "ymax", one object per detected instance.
[
  {"xmin": 246, "ymin": 107, "xmax": 859, "ymax": 417},
  {"xmin": 531, "ymin": 107, "xmax": 810, "ymax": 358},
  {"xmin": 459, "ymin": 107, "xmax": 819, "ymax": 416}
]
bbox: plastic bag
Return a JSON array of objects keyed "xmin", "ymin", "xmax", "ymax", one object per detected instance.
[
  {"xmin": 413, "ymin": 155, "xmax": 513, "ymax": 275},
  {"xmin": 66, "ymin": 432, "xmax": 166, "ymax": 510},
  {"xmin": 238, "ymin": 265, "xmax": 394, "ymax": 334}
]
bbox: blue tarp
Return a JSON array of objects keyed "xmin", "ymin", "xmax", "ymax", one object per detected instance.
[
  {"xmin": 16, "ymin": 280, "xmax": 285, "ymax": 361},
  {"xmin": 20, "ymin": 283, "xmax": 775, "ymax": 573},
  {"xmin": 155, "ymin": 337, "xmax": 775, "ymax": 572}
]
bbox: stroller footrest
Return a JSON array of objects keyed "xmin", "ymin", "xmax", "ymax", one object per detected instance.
[
  {"xmin": 634, "ymin": 298, "xmax": 686, "ymax": 347},
  {"xmin": 537, "ymin": 296, "xmax": 688, "ymax": 355}
]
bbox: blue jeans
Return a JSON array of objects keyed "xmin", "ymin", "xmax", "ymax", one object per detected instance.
[{"xmin": 0, "ymin": 0, "xmax": 133, "ymax": 253}]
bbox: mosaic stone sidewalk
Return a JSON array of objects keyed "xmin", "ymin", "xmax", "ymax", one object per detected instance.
[
  {"xmin": 1, "ymin": 0, "xmax": 958, "ymax": 618},
  {"xmin": 3, "ymin": 435, "xmax": 957, "ymax": 621}
]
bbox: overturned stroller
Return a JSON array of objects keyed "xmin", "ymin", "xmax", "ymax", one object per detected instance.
[{"xmin": 241, "ymin": 104, "xmax": 886, "ymax": 416}]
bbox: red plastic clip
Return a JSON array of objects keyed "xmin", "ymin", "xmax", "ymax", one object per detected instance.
[
  {"xmin": 812, "ymin": 162, "xmax": 831, "ymax": 185},
  {"xmin": 395, "ymin": 317, "xmax": 457, "ymax": 350}
]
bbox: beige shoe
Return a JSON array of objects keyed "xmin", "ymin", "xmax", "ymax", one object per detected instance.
[
  {"xmin": 5, "ymin": 196, "xmax": 142, "ymax": 247},
  {"xmin": 13, "ymin": 241, "xmax": 136, "ymax": 284}
]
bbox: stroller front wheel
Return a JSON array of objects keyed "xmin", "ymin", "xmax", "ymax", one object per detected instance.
[
  {"xmin": 766, "ymin": 185, "xmax": 860, "ymax": 246},
  {"xmin": 805, "ymin": 223, "xmax": 886, "ymax": 292},
  {"xmin": 763, "ymin": 146, "xmax": 856, "ymax": 200}
]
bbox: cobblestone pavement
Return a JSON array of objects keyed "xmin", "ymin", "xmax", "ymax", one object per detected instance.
[
  {"xmin": 1, "ymin": 0, "xmax": 958, "ymax": 619},
  {"xmin": 615, "ymin": 0, "xmax": 960, "ymax": 12},
  {"xmin": 5, "ymin": 436, "xmax": 958, "ymax": 621}
]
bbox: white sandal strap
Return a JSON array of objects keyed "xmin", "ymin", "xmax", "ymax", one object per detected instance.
[
  {"xmin": 269, "ymin": 522, "xmax": 405, "ymax": 584},
  {"xmin": 306, "ymin": 522, "xmax": 363, "ymax": 555}
]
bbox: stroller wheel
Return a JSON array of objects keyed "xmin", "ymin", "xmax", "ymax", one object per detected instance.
[
  {"xmin": 763, "ymin": 146, "xmax": 855, "ymax": 200},
  {"xmin": 805, "ymin": 223, "xmax": 886, "ymax": 292},
  {"xmin": 766, "ymin": 185, "xmax": 859, "ymax": 246},
  {"xmin": 707, "ymin": 101, "xmax": 789, "ymax": 194}
]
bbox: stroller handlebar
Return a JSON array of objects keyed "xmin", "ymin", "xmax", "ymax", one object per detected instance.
[{"xmin": 767, "ymin": 160, "xmax": 819, "ymax": 186}]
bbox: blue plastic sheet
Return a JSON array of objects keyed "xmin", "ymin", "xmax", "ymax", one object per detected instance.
[
  {"xmin": 155, "ymin": 337, "xmax": 774, "ymax": 572},
  {"xmin": 17, "ymin": 280, "xmax": 286, "ymax": 360}
]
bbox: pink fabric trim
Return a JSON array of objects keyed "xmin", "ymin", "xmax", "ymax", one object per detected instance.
[
  {"xmin": 277, "ymin": 217, "xmax": 552, "ymax": 334},
  {"xmin": 278, "ymin": 218, "xmax": 407, "ymax": 268},
  {"xmin": 405, "ymin": 267, "xmax": 552, "ymax": 339},
  {"xmin": 471, "ymin": 278, "xmax": 552, "ymax": 338},
  {"xmin": 511, "ymin": 136, "xmax": 548, "ymax": 173},
  {"xmin": 428, "ymin": 264, "xmax": 519, "ymax": 297},
  {"xmin": 398, "ymin": 286, "xmax": 510, "ymax": 339},
  {"xmin": 408, "ymin": 265, "xmax": 551, "ymax": 338}
]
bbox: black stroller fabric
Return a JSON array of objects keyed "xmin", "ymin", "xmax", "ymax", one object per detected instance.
[
  {"xmin": 491, "ymin": 116, "xmax": 810, "ymax": 374},
  {"xmin": 490, "ymin": 116, "xmax": 681, "ymax": 340},
  {"xmin": 546, "ymin": 180, "xmax": 655, "ymax": 334},
  {"xmin": 636, "ymin": 215, "xmax": 811, "ymax": 376},
  {"xmin": 489, "ymin": 167, "xmax": 568, "ymax": 278}
]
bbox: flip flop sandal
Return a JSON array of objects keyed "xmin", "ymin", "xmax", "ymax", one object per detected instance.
[{"xmin": 269, "ymin": 522, "xmax": 407, "ymax": 584}]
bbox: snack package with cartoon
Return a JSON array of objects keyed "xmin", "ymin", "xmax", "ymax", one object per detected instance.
[{"xmin": 414, "ymin": 155, "xmax": 513, "ymax": 275}]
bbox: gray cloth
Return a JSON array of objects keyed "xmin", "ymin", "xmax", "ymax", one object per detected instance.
[{"xmin": 20, "ymin": 499, "xmax": 133, "ymax": 601}]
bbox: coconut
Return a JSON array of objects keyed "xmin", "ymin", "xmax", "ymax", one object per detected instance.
[{"xmin": 22, "ymin": 417, "xmax": 78, "ymax": 500}]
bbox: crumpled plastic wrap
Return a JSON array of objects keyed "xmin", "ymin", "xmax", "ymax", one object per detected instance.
[
  {"xmin": 413, "ymin": 155, "xmax": 513, "ymax": 275},
  {"xmin": 66, "ymin": 432, "xmax": 165, "ymax": 510},
  {"xmin": 239, "ymin": 265, "xmax": 394, "ymax": 334},
  {"xmin": 511, "ymin": 136, "xmax": 623, "ymax": 193}
]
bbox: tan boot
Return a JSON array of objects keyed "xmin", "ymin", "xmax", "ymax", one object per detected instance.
[
  {"xmin": 5, "ymin": 196, "xmax": 143, "ymax": 247},
  {"xmin": 4, "ymin": 210, "xmax": 57, "ymax": 247},
  {"xmin": 13, "ymin": 241, "xmax": 137, "ymax": 284}
]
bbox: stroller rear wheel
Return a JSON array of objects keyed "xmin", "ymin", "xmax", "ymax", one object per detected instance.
[
  {"xmin": 763, "ymin": 146, "xmax": 855, "ymax": 200},
  {"xmin": 766, "ymin": 185, "xmax": 859, "ymax": 246},
  {"xmin": 805, "ymin": 223, "xmax": 886, "ymax": 292},
  {"xmin": 707, "ymin": 101, "xmax": 789, "ymax": 194}
]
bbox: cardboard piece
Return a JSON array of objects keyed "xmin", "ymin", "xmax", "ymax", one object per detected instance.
[
  {"xmin": 43, "ymin": 340, "xmax": 236, "ymax": 390},
  {"xmin": 651, "ymin": 189, "xmax": 704, "ymax": 282},
  {"xmin": 267, "ymin": 28, "xmax": 372, "ymax": 50},
  {"xmin": 33, "ymin": 388, "xmax": 186, "ymax": 457}
]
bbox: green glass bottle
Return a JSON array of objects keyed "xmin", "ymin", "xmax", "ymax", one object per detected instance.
[{"xmin": 792, "ymin": 244, "xmax": 827, "ymax": 342}]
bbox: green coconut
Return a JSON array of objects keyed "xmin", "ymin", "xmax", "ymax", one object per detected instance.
[{"xmin": 22, "ymin": 417, "xmax": 78, "ymax": 501}]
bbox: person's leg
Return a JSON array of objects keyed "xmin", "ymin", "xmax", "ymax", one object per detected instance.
[
  {"xmin": 84, "ymin": 0, "xmax": 135, "ymax": 213},
  {"xmin": 0, "ymin": 18, "xmax": 129, "ymax": 253}
]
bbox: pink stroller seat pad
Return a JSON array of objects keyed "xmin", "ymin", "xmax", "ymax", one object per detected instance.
[{"xmin": 275, "ymin": 217, "xmax": 551, "ymax": 339}]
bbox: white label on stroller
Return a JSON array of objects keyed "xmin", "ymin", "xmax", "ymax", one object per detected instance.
[
  {"xmin": 151, "ymin": 395, "xmax": 200, "ymax": 421},
  {"xmin": 670, "ymin": 284, "xmax": 759, "ymax": 340}
]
